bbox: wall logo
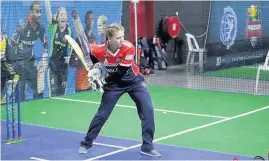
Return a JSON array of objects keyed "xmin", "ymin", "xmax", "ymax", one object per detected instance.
[
  {"xmin": 220, "ymin": 6, "xmax": 237, "ymax": 50},
  {"xmin": 245, "ymin": 5, "xmax": 262, "ymax": 48}
]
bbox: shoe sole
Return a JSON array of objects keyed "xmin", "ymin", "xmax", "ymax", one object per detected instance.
[
  {"xmin": 78, "ymin": 148, "xmax": 90, "ymax": 154},
  {"xmin": 140, "ymin": 151, "xmax": 161, "ymax": 157},
  {"xmin": 78, "ymin": 151, "xmax": 88, "ymax": 154}
]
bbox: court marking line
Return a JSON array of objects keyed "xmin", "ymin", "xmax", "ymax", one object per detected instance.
[
  {"xmin": 29, "ymin": 157, "xmax": 48, "ymax": 161},
  {"xmin": 0, "ymin": 120, "xmax": 254, "ymax": 160},
  {"xmin": 51, "ymin": 97, "xmax": 229, "ymax": 119},
  {"xmin": 92, "ymin": 142, "xmax": 126, "ymax": 149},
  {"xmin": 84, "ymin": 105, "xmax": 269, "ymax": 160}
]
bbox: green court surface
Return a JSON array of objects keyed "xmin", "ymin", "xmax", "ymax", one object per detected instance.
[
  {"xmin": 202, "ymin": 64, "xmax": 269, "ymax": 81},
  {"xmin": 1, "ymin": 86, "xmax": 269, "ymax": 157}
]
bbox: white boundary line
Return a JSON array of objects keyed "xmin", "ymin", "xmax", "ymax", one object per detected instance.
[
  {"xmin": 1, "ymin": 120, "xmax": 253, "ymax": 160},
  {"xmin": 92, "ymin": 142, "xmax": 126, "ymax": 149},
  {"xmin": 84, "ymin": 106, "xmax": 269, "ymax": 161},
  {"xmin": 29, "ymin": 157, "xmax": 48, "ymax": 161},
  {"xmin": 51, "ymin": 97, "xmax": 229, "ymax": 119}
]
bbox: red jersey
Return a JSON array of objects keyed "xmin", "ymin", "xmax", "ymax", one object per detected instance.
[{"xmin": 90, "ymin": 40, "xmax": 143, "ymax": 85}]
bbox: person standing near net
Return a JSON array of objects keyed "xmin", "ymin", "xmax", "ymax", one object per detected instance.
[
  {"xmin": 0, "ymin": 28, "xmax": 19, "ymax": 104},
  {"xmin": 45, "ymin": 0, "xmax": 72, "ymax": 96},
  {"xmin": 78, "ymin": 23, "xmax": 161, "ymax": 157},
  {"xmin": 96, "ymin": 15, "xmax": 107, "ymax": 44},
  {"xmin": 7, "ymin": 1, "xmax": 48, "ymax": 101}
]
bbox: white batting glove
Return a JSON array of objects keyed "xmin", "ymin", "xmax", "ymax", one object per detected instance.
[
  {"xmin": 87, "ymin": 67, "xmax": 101, "ymax": 81},
  {"xmin": 90, "ymin": 78, "xmax": 104, "ymax": 94}
]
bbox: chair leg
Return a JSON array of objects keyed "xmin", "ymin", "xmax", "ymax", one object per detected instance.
[
  {"xmin": 186, "ymin": 51, "xmax": 191, "ymax": 66},
  {"xmin": 199, "ymin": 52, "xmax": 204, "ymax": 72},
  {"xmin": 190, "ymin": 53, "xmax": 195, "ymax": 65},
  {"xmin": 255, "ymin": 67, "xmax": 261, "ymax": 94}
]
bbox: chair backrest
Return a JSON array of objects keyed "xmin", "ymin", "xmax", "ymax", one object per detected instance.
[
  {"xmin": 263, "ymin": 50, "xmax": 269, "ymax": 67},
  {"xmin": 185, "ymin": 33, "xmax": 200, "ymax": 51}
]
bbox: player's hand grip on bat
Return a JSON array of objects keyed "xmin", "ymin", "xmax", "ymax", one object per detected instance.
[
  {"xmin": 87, "ymin": 63, "xmax": 105, "ymax": 94},
  {"xmin": 87, "ymin": 63, "xmax": 102, "ymax": 80},
  {"xmin": 88, "ymin": 68, "xmax": 101, "ymax": 81}
]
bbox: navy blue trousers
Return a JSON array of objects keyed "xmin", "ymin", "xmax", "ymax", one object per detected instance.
[{"xmin": 81, "ymin": 81, "xmax": 155, "ymax": 151}]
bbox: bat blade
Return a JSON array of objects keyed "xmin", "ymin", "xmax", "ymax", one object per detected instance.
[{"xmin": 65, "ymin": 35, "xmax": 90, "ymax": 71}]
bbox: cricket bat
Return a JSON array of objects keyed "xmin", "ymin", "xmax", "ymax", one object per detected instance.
[
  {"xmin": 65, "ymin": 35, "xmax": 104, "ymax": 94},
  {"xmin": 71, "ymin": 10, "xmax": 93, "ymax": 67},
  {"xmin": 69, "ymin": 10, "xmax": 104, "ymax": 94}
]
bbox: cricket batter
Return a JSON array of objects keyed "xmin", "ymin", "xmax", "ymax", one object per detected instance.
[{"xmin": 78, "ymin": 23, "xmax": 161, "ymax": 157}]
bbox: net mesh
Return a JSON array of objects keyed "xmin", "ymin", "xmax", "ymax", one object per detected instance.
[
  {"xmin": 145, "ymin": 1, "xmax": 269, "ymax": 96},
  {"xmin": 1, "ymin": 0, "xmax": 269, "ymax": 104}
]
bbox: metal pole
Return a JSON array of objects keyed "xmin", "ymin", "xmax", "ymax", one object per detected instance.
[
  {"xmin": 5, "ymin": 82, "xmax": 10, "ymax": 143},
  {"xmin": 17, "ymin": 81, "xmax": 21, "ymax": 139},
  {"xmin": 11, "ymin": 81, "xmax": 16, "ymax": 140},
  {"xmin": 133, "ymin": 0, "xmax": 139, "ymax": 64}
]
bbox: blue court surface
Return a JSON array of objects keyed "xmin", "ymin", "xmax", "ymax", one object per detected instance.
[{"xmin": 1, "ymin": 121, "xmax": 254, "ymax": 160}]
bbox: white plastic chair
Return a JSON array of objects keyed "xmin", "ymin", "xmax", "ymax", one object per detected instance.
[
  {"xmin": 255, "ymin": 51, "xmax": 269, "ymax": 94},
  {"xmin": 185, "ymin": 33, "xmax": 207, "ymax": 69}
]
